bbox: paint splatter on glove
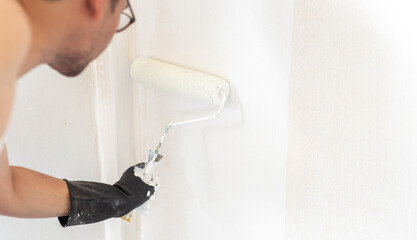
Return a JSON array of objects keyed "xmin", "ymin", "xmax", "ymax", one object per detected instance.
[{"xmin": 58, "ymin": 163, "xmax": 155, "ymax": 227}]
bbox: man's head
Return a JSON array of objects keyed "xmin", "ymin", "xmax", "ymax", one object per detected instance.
[{"xmin": 22, "ymin": 0, "xmax": 133, "ymax": 77}]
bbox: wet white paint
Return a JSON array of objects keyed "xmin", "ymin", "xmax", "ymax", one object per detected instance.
[
  {"xmin": 133, "ymin": 165, "xmax": 154, "ymax": 185},
  {"xmin": 135, "ymin": 0, "xmax": 293, "ymax": 239},
  {"xmin": 2, "ymin": 1, "xmax": 292, "ymax": 240}
]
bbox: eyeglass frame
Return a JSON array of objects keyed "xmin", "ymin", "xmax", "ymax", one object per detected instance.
[{"xmin": 116, "ymin": 0, "xmax": 135, "ymax": 33}]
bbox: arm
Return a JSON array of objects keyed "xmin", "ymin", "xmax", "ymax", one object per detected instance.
[
  {"xmin": 0, "ymin": 0, "xmax": 70, "ymax": 221},
  {"xmin": 0, "ymin": 0, "xmax": 31, "ymax": 138},
  {"xmin": 0, "ymin": 145, "xmax": 155, "ymax": 227},
  {"xmin": 0, "ymin": 0, "xmax": 155, "ymax": 227},
  {"xmin": 0, "ymin": 146, "xmax": 70, "ymax": 218}
]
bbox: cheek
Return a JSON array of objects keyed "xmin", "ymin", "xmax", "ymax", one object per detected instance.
[
  {"xmin": 101, "ymin": 16, "xmax": 119, "ymax": 47},
  {"xmin": 99, "ymin": 30, "xmax": 115, "ymax": 54},
  {"xmin": 112, "ymin": 11, "xmax": 122, "ymax": 33},
  {"xmin": 88, "ymin": 27, "xmax": 115, "ymax": 62},
  {"xmin": 90, "ymin": 12, "xmax": 121, "ymax": 60}
]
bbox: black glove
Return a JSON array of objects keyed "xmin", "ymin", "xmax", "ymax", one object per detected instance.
[{"xmin": 58, "ymin": 163, "xmax": 155, "ymax": 227}]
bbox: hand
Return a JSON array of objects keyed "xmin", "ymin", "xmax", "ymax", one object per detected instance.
[
  {"xmin": 121, "ymin": 162, "xmax": 160, "ymax": 221},
  {"xmin": 58, "ymin": 162, "xmax": 155, "ymax": 227}
]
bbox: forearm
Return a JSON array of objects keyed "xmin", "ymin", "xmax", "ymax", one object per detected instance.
[
  {"xmin": 0, "ymin": 146, "xmax": 155, "ymax": 227},
  {"xmin": 0, "ymin": 147, "xmax": 70, "ymax": 218},
  {"xmin": 8, "ymin": 166, "xmax": 70, "ymax": 218}
]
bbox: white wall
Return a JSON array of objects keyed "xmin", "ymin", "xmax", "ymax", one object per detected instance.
[
  {"xmin": 0, "ymin": 66, "xmax": 107, "ymax": 239},
  {"xmin": 4, "ymin": 0, "xmax": 417, "ymax": 239},
  {"xmin": 0, "ymin": 28, "xmax": 146, "ymax": 239},
  {"xmin": 286, "ymin": 0, "xmax": 417, "ymax": 239},
  {"xmin": 0, "ymin": 0, "xmax": 294, "ymax": 238},
  {"xmin": 134, "ymin": 0, "xmax": 293, "ymax": 239}
]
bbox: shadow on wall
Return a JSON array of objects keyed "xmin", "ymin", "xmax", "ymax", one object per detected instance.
[{"xmin": 286, "ymin": 0, "xmax": 402, "ymax": 239}]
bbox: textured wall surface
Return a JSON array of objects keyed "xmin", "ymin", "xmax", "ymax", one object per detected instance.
[
  {"xmin": 286, "ymin": 0, "xmax": 417, "ymax": 239},
  {"xmin": 0, "ymin": 0, "xmax": 294, "ymax": 238},
  {"xmin": 7, "ymin": 0, "xmax": 415, "ymax": 239},
  {"xmin": 0, "ymin": 28, "xmax": 141, "ymax": 240},
  {"xmin": 0, "ymin": 66, "xmax": 106, "ymax": 239},
  {"xmin": 134, "ymin": 0, "xmax": 293, "ymax": 239}
]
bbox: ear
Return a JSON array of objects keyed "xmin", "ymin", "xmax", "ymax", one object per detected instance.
[{"xmin": 86, "ymin": 0, "xmax": 105, "ymax": 20}]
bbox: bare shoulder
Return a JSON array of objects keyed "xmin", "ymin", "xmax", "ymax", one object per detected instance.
[
  {"xmin": 0, "ymin": 0, "xmax": 32, "ymax": 81},
  {"xmin": 0, "ymin": 1, "xmax": 30, "ymax": 143}
]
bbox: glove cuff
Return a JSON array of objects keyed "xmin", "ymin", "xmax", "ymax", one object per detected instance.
[
  {"xmin": 58, "ymin": 179, "xmax": 73, "ymax": 227},
  {"xmin": 57, "ymin": 179, "xmax": 131, "ymax": 227}
]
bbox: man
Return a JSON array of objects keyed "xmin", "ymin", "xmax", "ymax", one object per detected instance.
[{"xmin": 0, "ymin": 0, "xmax": 155, "ymax": 227}]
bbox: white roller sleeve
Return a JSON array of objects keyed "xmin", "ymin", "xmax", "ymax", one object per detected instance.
[{"xmin": 131, "ymin": 58, "xmax": 229, "ymax": 105}]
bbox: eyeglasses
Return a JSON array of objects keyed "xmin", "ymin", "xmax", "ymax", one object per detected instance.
[{"xmin": 117, "ymin": 0, "xmax": 135, "ymax": 32}]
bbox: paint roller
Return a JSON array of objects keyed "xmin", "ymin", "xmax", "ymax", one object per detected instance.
[
  {"xmin": 131, "ymin": 58, "xmax": 230, "ymax": 105},
  {"xmin": 131, "ymin": 57, "xmax": 230, "ymax": 157},
  {"xmin": 120, "ymin": 57, "xmax": 230, "ymax": 221}
]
